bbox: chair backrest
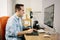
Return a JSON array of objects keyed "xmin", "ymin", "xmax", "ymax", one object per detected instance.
[
  {"xmin": 0, "ymin": 16, "xmax": 9, "ymax": 40},
  {"xmin": 0, "ymin": 17, "xmax": 2, "ymax": 40}
]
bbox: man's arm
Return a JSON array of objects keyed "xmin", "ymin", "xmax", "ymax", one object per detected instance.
[
  {"xmin": 6, "ymin": 21, "xmax": 34, "ymax": 37},
  {"xmin": 6, "ymin": 18, "xmax": 36, "ymax": 37},
  {"xmin": 17, "ymin": 29, "xmax": 34, "ymax": 36}
]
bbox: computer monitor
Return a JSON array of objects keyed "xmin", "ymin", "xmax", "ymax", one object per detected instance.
[{"xmin": 44, "ymin": 4, "xmax": 54, "ymax": 28}]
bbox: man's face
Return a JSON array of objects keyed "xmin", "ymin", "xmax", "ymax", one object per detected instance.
[{"xmin": 18, "ymin": 6, "xmax": 24, "ymax": 17}]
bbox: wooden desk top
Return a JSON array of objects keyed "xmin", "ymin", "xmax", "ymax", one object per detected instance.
[{"xmin": 24, "ymin": 33, "xmax": 58, "ymax": 40}]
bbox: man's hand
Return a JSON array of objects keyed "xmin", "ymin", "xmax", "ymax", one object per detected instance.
[
  {"xmin": 26, "ymin": 29, "xmax": 33, "ymax": 33},
  {"xmin": 25, "ymin": 29, "xmax": 37, "ymax": 34},
  {"xmin": 17, "ymin": 29, "xmax": 37, "ymax": 36}
]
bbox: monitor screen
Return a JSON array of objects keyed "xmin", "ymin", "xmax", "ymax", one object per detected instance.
[{"xmin": 44, "ymin": 4, "xmax": 54, "ymax": 28}]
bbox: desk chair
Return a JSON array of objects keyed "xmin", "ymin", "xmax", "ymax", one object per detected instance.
[{"xmin": 0, "ymin": 16, "xmax": 9, "ymax": 40}]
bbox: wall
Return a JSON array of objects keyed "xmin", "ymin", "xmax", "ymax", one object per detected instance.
[
  {"xmin": 7, "ymin": 0, "xmax": 13, "ymax": 16},
  {"xmin": 30, "ymin": 0, "xmax": 44, "ymax": 24},
  {"xmin": 54, "ymin": 0, "xmax": 60, "ymax": 33},
  {"xmin": 42, "ymin": 0, "xmax": 60, "ymax": 33},
  {"xmin": 0, "ymin": 0, "xmax": 13, "ymax": 17},
  {"xmin": 31, "ymin": 0, "xmax": 42, "ymax": 12},
  {"xmin": 0, "ymin": 0, "xmax": 7, "ymax": 17}
]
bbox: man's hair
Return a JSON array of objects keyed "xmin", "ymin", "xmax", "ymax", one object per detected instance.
[{"xmin": 15, "ymin": 4, "xmax": 24, "ymax": 12}]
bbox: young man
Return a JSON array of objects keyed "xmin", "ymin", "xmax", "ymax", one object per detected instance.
[{"xmin": 5, "ymin": 4, "xmax": 35, "ymax": 40}]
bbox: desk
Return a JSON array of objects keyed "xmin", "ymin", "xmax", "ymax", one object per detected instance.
[{"xmin": 24, "ymin": 33, "xmax": 58, "ymax": 40}]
